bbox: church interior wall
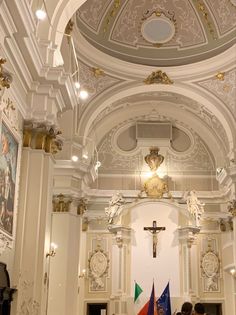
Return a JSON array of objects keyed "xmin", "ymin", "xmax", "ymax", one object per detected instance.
[{"xmin": 0, "ymin": 0, "xmax": 235, "ymax": 314}]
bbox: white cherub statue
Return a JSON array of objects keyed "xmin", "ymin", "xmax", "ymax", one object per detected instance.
[
  {"xmin": 105, "ymin": 192, "xmax": 125, "ymax": 224},
  {"xmin": 186, "ymin": 190, "xmax": 205, "ymax": 227}
]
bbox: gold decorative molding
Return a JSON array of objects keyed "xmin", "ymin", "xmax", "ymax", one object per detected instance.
[
  {"xmin": 103, "ymin": 0, "xmax": 121, "ymax": 33},
  {"xmin": 195, "ymin": 0, "xmax": 216, "ymax": 40},
  {"xmin": 91, "ymin": 67, "xmax": 105, "ymax": 78},
  {"xmin": 52, "ymin": 194, "xmax": 72, "ymax": 212},
  {"xmin": 23, "ymin": 122, "xmax": 62, "ymax": 154},
  {"xmin": 145, "ymin": 147, "xmax": 164, "ymax": 172},
  {"xmin": 215, "ymin": 72, "xmax": 225, "ymax": 81},
  {"xmin": 65, "ymin": 19, "xmax": 74, "ymax": 43},
  {"xmin": 77, "ymin": 198, "xmax": 88, "ymax": 215},
  {"xmin": 144, "ymin": 70, "xmax": 173, "ymax": 85},
  {"xmin": 228, "ymin": 199, "xmax": 236, "ymax": 217},
  {"xmin": 143, "ymin": 174, "xmax": 169, "ymax": 198},
  {"xmin": 139, "ymin": 147, "xmax": 170, "ymax": 199},
  {"xmin": 141, "ymin": 8, "xmax": 177, "ymax": 46},
  {"xmin": 0, "ymin": 58, "xmax": 13, "ymax": 90}
]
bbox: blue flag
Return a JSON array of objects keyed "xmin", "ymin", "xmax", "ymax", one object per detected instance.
[
  {"xmin": 147, "ymin": 283, "xmax": 158, "ymax": 315},
  {"xmin": 157, "ymin": 282, "xmax": 171, "ymax": 315}
]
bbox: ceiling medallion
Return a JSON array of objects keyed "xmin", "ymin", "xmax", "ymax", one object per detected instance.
[
  {"xmin": 144, "ymin": 70, "xmax": 173, "ymax": 85},
  {"xmin": 141, "ymin": 9, "xmax": 176, "ymax": 46}
]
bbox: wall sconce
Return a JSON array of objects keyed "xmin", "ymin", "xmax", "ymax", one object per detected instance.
[
  {"xmin": 78, "ymin": 269, "xmax": 86, "ymax": 278},
  {"xmin": 46, "ymin": 243, "xmax": 58, "ymax": 258}
]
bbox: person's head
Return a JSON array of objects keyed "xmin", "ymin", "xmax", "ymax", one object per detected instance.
[
  {"xmin": 194, "ymin": 303, "xmax": 205, "ymax": 314},
  {"xmin": 181, "ymin": 302, "xmax": 193, "ymax": 315}
]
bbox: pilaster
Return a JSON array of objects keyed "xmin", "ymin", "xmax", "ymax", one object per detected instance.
[
  {"xmin": 178, "ymin": 226, "xmax": 200, "ymax": 300},
  {"xmin": 12, "ymin": 122, "xmax": 61, "ymax": 315},
  {"xmin": 108, "ymin": 225, "xmax": 131, "ymax": 315},
  {"xmin": 47, "ymin": 195, "xmax": 82, "ymax": 315}
]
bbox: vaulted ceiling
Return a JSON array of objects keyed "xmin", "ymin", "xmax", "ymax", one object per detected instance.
[{"xmin": 76, "ymin": 0, "xmax": 236, "ymax": 66}]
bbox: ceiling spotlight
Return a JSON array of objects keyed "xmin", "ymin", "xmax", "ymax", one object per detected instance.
[
  {"xmin": 71, "ymin": 155, "xmax": 79, "ymax": 162},
  {"xmin": 79, "ymin": 90, "xmax": 89, "ymax": 100},
  {"xmin": 230, "ymin": 268, "xmax": 236, "ymax": 275},
  {"xmin": 35, "ymin": 9, "xmax": 46, "ymax": 20},
  {"xmin": 83, "ymin": 154, "xmax": 88, "ymax": 160},
  {"xmin": 75, "ymin": 81, "xmax": 80, "ymax": 89}
]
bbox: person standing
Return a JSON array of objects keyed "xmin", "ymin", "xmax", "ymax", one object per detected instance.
[{"xmin": 193, "ymin": 303, "xmax": 205, "ymax": 315}]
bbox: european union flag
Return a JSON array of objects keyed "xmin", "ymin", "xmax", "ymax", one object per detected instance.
[{"xmin": 157, "ymin": 282, "xmax": 171, "ymax": 315}]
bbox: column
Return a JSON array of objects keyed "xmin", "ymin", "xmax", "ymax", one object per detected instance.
[
  {"xmin": 47, "ymin": 196, "xmax": 82, "ymax": 315},
  {"xmin": 12, "ymin": 122, "xmax": 62, "ymax": 315},
  {"xmin": 108, "ymin": 226, "xmax": 131, "ymax": 315}
]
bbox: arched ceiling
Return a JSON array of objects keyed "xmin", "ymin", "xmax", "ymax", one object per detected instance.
[{"xmin": 76, "ymin": 0, "xmax": 236, "ymax": 66}]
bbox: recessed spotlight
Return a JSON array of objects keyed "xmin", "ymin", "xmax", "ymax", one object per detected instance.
[
  {"xmin": 79, "ymin": 90, "xmax": 88, "ymax": 100},
  {"xmin": 75, "ymin": 81, "xmax": 80, "ymax": 89},
  {"xmin": 35, "ymin": 9, "xmax": 46, "ymax": 20},
  {"xmin": 230, "ymin": 268, "xmax": 236, "ymax": 275},
  {"xmin": 71, "ymin": 155, "xmax": 79, "ymax": 162}
]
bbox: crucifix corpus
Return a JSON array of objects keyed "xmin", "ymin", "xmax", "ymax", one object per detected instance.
[{"xmin": 144, "ymin": 221, "xmax": 166, "ymax": 258}]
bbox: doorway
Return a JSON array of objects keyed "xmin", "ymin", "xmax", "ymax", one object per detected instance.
[
  {"xmin": 202, "ymin": 303, "xmax": 222, "ymax": 315},
  {"xmin": 87, "ymin": 303, "xmax": 107, "ymax": 315}
]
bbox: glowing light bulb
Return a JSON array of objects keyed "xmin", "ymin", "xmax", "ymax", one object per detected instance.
[
  {"xmin": 35, "ymin": 9, "xmax": 46, "ymax": 20},
  {"xmin": 71, "ymin": 155, "xmax": 79, "ymax": 162},
  {"xmin": 75, "ymin": 81, "xmax": 80, "ymax": 89},
  {"xmin": 79, "ymin": 90, "xmax": 88, "ymax": 100}
]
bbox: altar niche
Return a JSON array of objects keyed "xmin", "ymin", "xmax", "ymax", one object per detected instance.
[{"xmin": 144, "ymin": 220, "xmax": 166, "ymax": 258}]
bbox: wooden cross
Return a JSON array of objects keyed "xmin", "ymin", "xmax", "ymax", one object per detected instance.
[{"xmin": 144, "ymin": 221, "xmax": 166, "ymax": 258}]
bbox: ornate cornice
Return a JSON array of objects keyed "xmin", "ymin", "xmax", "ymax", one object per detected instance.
[
  {"xmin": 52, "ymin": 194, "xmax": 72, "ymax": 212},
  {"xmin": 144, "ymin": 70, "xmax": 173, "ymax": 85},
  {"xmin": 23, "ymin": 121, "xmax": 62, "ymax": 154}
]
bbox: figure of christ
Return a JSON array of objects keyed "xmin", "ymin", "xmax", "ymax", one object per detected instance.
[{"xmin": 144, "ymin": 220, "xmax": 166, "ymax": 258}]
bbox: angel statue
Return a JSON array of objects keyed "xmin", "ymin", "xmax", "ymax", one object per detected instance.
[
  {"xmin": 186, "ymin": 190, "xmax": 205, "ymax": 227},
  {"xmin": 105, "ymin": 192, "xmax": 125, "ymax": 224}
]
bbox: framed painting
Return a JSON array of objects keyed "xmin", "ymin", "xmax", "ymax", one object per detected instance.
[{"xmin": 0, "ymin": 113, "xmax": 20, "ymax": 242}]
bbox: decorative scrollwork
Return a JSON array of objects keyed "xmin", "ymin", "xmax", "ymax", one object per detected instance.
[
  {"xmin": 201, "ymin": 241, "xmax": 220, "ymax": 292},
  {"xmin": 144, "ymin": 70, "xmax": 173, "ymax": 85},
  {"xmin": 88, "ymin": 246, "xmax": 109, "ymax": 291}
]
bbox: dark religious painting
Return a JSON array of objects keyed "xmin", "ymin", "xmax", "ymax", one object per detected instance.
[{"xmin": 0, "ymin": 121, "xmax": 19, "ymax": 236}]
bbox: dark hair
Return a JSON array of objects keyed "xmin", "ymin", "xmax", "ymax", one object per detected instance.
[
  {"xmin": 194, "ymin": 303, "xmax": 205, "ymax": 314},
  {"xmin": 181, "ymin": 302, "xmax": 193, "ymax": 315}
]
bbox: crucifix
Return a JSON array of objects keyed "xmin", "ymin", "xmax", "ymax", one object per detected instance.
[{"xmin": 144, "ymin": 221, "xmax": 166, "ymax": 258}]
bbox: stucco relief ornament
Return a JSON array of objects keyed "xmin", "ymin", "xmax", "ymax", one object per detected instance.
[
  {"xmin": 105, "ymin": 192, "xmax": 126, "ymax": 224},
  {"xmin": 201, "ymin": 244, "xmax": 220, "ymax": 292},
  {"xmin": 0, "ymin": 232, "xmax": 9, "ymax": 255},
  {"xmin": 88, "ymin": 246, "xmax": 109, "ymax": 291},
  {"xmin": 0, "ymin": 58, "xmax": 13, "ymax": 91},
  {"xmin": 227, "ymin": 199, "xmax": 236, "ymax": 217},
  {"xmin": 140, "ymin": 147, "xmax": 170, "ymax": 199},
  {"xmin": 144, "ymin": 70, "xmax": 173, "ymax": 85}
]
